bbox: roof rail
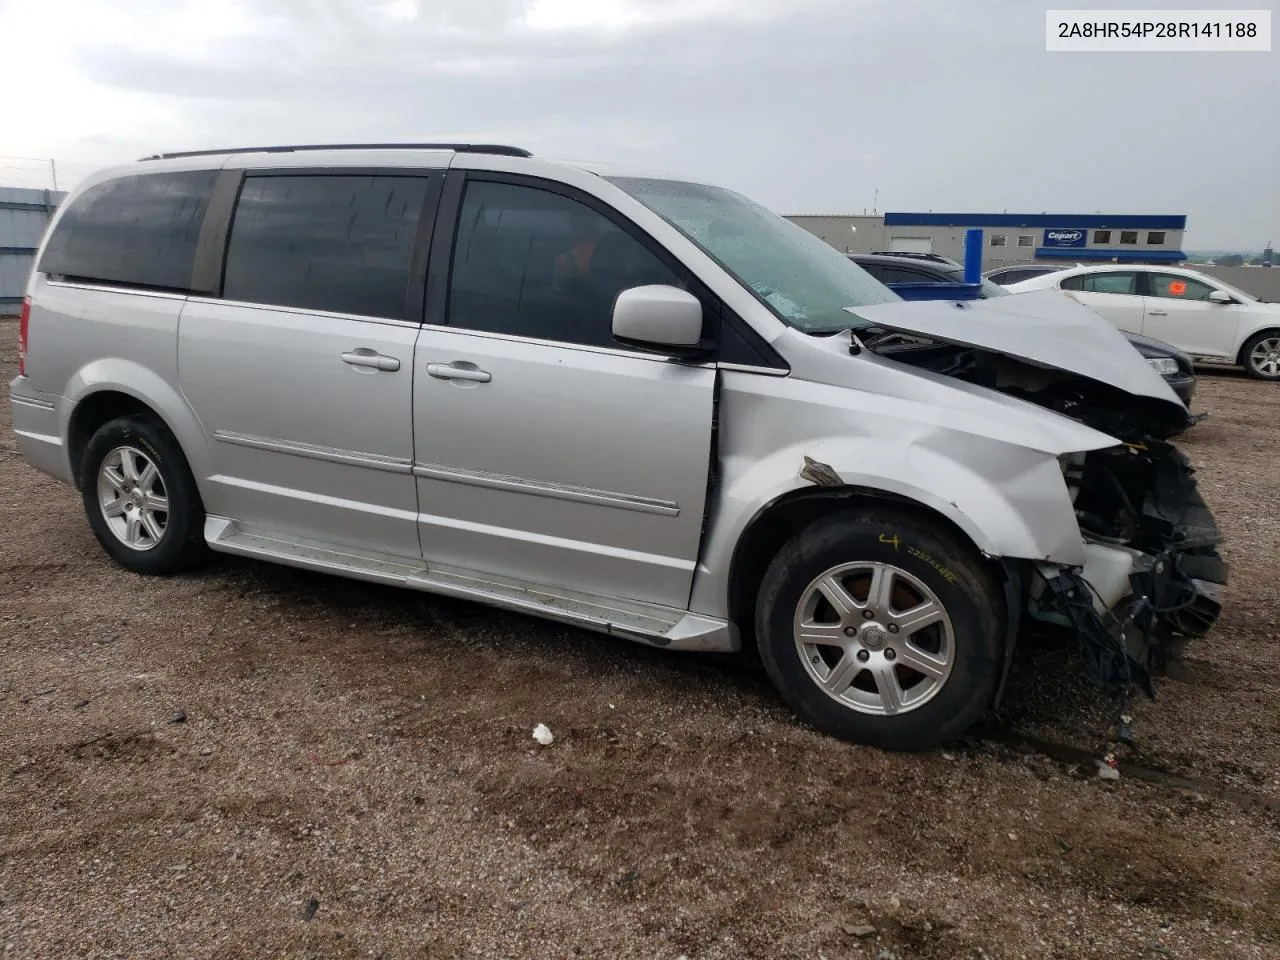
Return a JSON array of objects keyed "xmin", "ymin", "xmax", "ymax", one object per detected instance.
[
  {"xmin": 138, "ymin": 143, "xmax": 533, "ymax": 161},
  {"xmin": 868, "ymin": 250, "xmax": 958, "ymax": 265}
]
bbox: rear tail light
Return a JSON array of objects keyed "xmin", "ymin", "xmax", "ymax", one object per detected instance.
[{"xmin": 17, "ymin": 295, "xmax": 30, "ymax": 377}]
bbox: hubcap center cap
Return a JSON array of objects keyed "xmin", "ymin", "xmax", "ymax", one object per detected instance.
[{"xmin": 861, "ymin": 624, "xmax": 888, "ymax": 649}]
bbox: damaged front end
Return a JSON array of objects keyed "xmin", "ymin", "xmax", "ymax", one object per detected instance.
[
  {"xmin": 1029, "ymin": 439, "xmax": 1227, "ymax": 694},
  {"xmin": 849, "ymin": 291, "xmax": 1230, "ymax": 698}
]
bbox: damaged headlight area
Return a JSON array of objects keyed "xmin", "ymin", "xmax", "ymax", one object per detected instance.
[{"xmin": 1028, "ymin": 440, "xmax": 1228, "ymax": 695}]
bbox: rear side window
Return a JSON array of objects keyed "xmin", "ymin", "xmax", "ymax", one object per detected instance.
[
  {"xmin": 38, "ymin": 171, "xmax": 218, "ymax": 291},
  {"xmin": 222, "ymin": 175, "xmax": 429, "ymax": 320},
  {"xmin": 1060, "ymin": 272, "xmax": 1138, "ymax": 295}
]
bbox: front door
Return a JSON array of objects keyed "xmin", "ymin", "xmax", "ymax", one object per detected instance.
[
  {"xmin": 411, "ymin": 176, "xmax": 715, "ymax": 607},
  {"xmin": 179, "ymin": 172, "xmax": 438, "ymax": 559},
  {"xmin": 1141, "ymin": 272, "xmax": 1241, "ymax": 359}
]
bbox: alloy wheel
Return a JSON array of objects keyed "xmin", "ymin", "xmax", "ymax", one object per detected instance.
[
  {"xmin": 793, "ymin": 561, "xmax": 955, "ymax": 716},
  {"xmin": 1249, "ymin": 337, "xmax": 1280, "ymax": 378},
  {"xmin": 97, "ymin": 445, "xmax": 169, "ymax": 551}
]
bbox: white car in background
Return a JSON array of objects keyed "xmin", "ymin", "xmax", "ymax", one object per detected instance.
[{"xmin": 1007, "ymin": 265, "xmax": 1280, "ymax": 381}]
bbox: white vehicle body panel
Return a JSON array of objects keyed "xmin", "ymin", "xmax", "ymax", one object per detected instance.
[
  {"xmin": 1141, "ymin": 293, "xmax": 1243, "ymax": 359},
  {"xmin": 1008, "ymin": 264, "xmax": 1280, "ymax": 365}
]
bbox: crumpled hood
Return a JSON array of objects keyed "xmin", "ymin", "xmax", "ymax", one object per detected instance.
[{"xmin": 850, "ymin": 289, "xmax": 1188, "ymax": 417}]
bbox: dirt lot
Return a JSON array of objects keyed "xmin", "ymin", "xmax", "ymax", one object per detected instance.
[{"xmin": 1, "ymin": 317, "xmax": 1277, "ymax": 959}]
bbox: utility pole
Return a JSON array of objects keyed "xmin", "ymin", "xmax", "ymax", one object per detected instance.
[{"xmin": 49, "ymin": 159, "xmax": 58, "ymax": 191}]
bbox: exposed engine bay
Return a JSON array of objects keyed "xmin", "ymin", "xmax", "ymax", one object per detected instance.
[
  {"xmin": 867, "ymin": 334, "xmax": 1192, "ymax": 440},
  {"xmin": 872, "ymin": 335, "xmax": 1228, "ymax": 696}
]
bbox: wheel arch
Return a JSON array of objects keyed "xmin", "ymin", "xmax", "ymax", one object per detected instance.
[
  {"xmin": 1236, "ymin": 326, "xmax": 1280, "ymax": 369},
  {"xmin": 726, "ymin": 486, "xmax": 1008, "ymax": 657},
  {"xmin": 62, "ymin": 361, "xmax": 212, "ymax": 492},
  {"xmin": 68, "ymin": 390, "xmax": 157, "ymax": 488}
]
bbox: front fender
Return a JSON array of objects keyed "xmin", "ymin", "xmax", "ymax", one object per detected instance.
[
  {"xmin": 812, "ymin": 435, "xmax": 1081, "ymax": 560},
  {"xmin": 63, "ymin": 359, "xmax": 213, "ymax": 491},
  {"xmin": 690, "ymin": 434, "xmax": 1084, "ymax": 620}
]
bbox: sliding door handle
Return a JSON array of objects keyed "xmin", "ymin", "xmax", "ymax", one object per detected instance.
[
  {"xmin": 342, "ymin": 349, "xmax": 400, "ymax": 372},
  {"xmin": 426, "ymin": 362, "xmax": 492, "ymax": 383}
]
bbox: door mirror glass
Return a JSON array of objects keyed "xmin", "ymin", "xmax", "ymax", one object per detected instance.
[
  {"xmin": 612, "ymin": 285, "xmax": 706, "ymax": 355},
  {"xmin": 1208, "ymin": 290, "xmax": 1234, "ymax": 305}
]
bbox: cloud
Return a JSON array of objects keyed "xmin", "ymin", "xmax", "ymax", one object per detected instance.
[
  {"xmin": 0, "ymin": 0, "xmax": 1273, "ymax": 248},
  {"xmin": 523, "ymin": 0, "xmax": 838, "ymax": 31}
]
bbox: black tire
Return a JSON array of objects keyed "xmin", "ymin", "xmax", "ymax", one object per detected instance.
[
  {"xmin": 755, "ymin": 507, "xmax": 1004, "ymax": 751},
  {"xmin": 80, "ymin": 414, "xmax": 208, "ymax": 575},
  {"xmin": 1239, "ymin": 330, "xmax": 1280, "ymax": 381}
]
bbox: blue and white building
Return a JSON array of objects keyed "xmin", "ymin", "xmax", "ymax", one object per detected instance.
[{"xmin": 787, "ymin": 211, "xmax": 1187, "ymax": 269}]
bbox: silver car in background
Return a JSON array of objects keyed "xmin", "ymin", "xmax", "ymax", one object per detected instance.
[{"xmin": 9, "ymin": 143, "xmax": 1227, "ymax": 750}]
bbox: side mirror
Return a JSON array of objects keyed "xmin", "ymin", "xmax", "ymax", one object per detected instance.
[
  {"xmin": 612, "ymin": 285, "xmax": 711, "ymax": 359},
  {"xmin": 1208, "ymin": 290, "xmax": 1234, "ymax": 305}
]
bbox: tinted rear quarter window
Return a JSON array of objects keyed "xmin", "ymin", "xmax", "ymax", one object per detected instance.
[
  {"xmin": 1061, "ymin": 272, "xmax": 1138, "ymax": 294},
  {"xmin": 222, "ymin": 175, "xmax": 429, "ymax": 320},
  {"xmin": 38, "ymin": 170, "xmax": 218, "ymax": 291}
]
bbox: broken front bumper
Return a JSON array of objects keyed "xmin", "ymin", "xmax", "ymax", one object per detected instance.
[{"xmin": 1028, "ymin": 441, "xmax": 1228, "ymax": 693}]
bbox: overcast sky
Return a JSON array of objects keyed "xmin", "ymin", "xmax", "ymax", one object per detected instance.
[{"xmin": 0, "ymin": 0, "xmax": 1275, "ymax": 249}]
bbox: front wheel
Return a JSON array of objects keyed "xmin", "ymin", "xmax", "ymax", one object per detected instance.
[
  {"xmin": 1241, "ymin": 331, "xmax": 1280, "ymax": 381},
  {"xmin": 756, "ymin": 507, "xmax": 1004, "ymax": 751}
]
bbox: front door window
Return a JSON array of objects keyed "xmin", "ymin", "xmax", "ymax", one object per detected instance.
[{"xmin": 448, "ymin": 180, "xmax": 685, "ymax": 348}]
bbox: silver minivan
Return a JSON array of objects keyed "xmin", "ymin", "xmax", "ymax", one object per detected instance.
[{"xmin": 10, "ymin": 143, "xmax": 1227, "ymax": 750}]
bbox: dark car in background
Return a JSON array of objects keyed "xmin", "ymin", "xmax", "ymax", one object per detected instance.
[
  {"xmin": 869, "ymin": 251, "xmax": 963, "ymax": 267},
  {"xmin": 850, "ymin": 253, "xmax": 1197, "ymax": 406}
]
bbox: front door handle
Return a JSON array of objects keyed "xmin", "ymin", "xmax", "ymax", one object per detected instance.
[
  {"xmin": 1148, "ymin": 311, "xmax": 1168, "ymax": 317},
  {"xmin": 342, "ymin": 349, "xmax": 400, "ymax": 372},
  {"xmin": 426, "ymin": 362, "xmax": 492, "ymax": 383}
]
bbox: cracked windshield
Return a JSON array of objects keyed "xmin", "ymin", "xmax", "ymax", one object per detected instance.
[{"xmin": 610, "ymin": 176, "xmax": 897, "ymax": 332}]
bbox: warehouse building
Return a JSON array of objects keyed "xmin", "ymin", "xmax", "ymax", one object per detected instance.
[{"xmin": 787, "ymin": 212, "xmax": 1187, "ymax": 270}]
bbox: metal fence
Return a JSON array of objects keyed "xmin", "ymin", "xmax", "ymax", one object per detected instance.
[
  {"xmin": 1, "ymin": 186, "xmax": 67, "ymax": 309},
  {"xmin": 0, "ymin": 155, "xmax": 99, "ymax": 193},
  {"xmin": 0, "ymin": 155, "xmax": 99, "ymax": 311}
]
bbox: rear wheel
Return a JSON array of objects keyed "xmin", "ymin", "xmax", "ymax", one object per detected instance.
[
  {"xmin": 1242, "ymin": 331, "xmax": 1280, "ymax": 381},
  {"xmin": 81, "ymin": 415, "xmax": 208, "ymax": 575},
  {"xmin": 755, "ymin": 507, "xmax": 1004, "ymax": 751}
]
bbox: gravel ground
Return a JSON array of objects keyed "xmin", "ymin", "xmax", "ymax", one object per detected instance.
[{"xmin": 1, "ymin": 318, "xmax": 1277, "ymax": 959}]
